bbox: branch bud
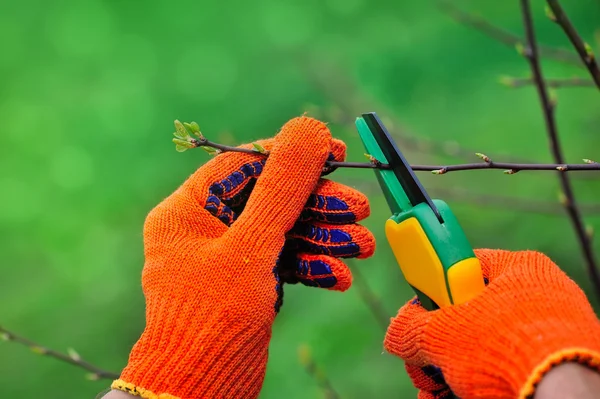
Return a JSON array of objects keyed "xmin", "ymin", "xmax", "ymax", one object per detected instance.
[
  {"xmin": 86, "ymin": 373, "xmax": 100, "ymax": 381},
  {"xmin": 556, "ymin": 165, "xmax": 568, "ymax": 171},
  {"xmin": 1, "ymin": 332, "xmax": 10, "ymax": 341},
  {"xmin": 558, "ymin": 191, "xmax": 569, "ymax": 206},
  {"xmin": 67, "ymin": 347, "xmax": 81, "ymax": 361},
  {"xmin": 584, "ymin": 43, "xmax": 595, "ymax": 63},
  {"xmin": 30, "ymin": 346, "xmax": 47, "ymax": 355},
  {"xmin": 545, "ymin": 5, "xmax": 557, "ymax": 22},
  {"xmin": 251, "ymin": 142, "xmax": 269, "ymax": 155},
  {"xmin": 583, "ymin": 158, "xmax": 597, "ymax": 164},
  {"xmin": 364, "ymin": 153, "xmax": 382, "ymax": 167},
  {"xmin": 201, "ymin": 146, "xmax": 221, "ymax": 155},
  {"xmin": 586, "ymin": 225, "xmax": 594, "ymax": 239},
  {"xmin": 184, "ymin": 121, "xmax": 204, "ymax": 139},
  {"xmin": 475, "ymin": 152, "xmax": 492, "ymax": 163},
  {"xmin": 432, "ymin": 168, "xmax": 447, "ymax": 175},
  {"xmin": 548, "ymin": 89, "xmax": 558, "ymax": 108},
  {"xmin": 515, "ymin": 43, "xmax": 531, "ymax": 58},
  {"xmin": 503, "ymin": 169, "xmax": 518, "ymax": 175},
  {"xmin": 297, "ymin": 344, "xmax": 311, "ymax": 367},
  {"xmin": 498, "ymin": 75, "xmax": 517, "ymax": 87}
]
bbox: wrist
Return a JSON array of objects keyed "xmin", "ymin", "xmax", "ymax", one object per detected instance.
[
  {"xmin": 520, "ymin": 348, "xmax": 600, "ymax": 398},
  {"xmin": 534, "ymin": 362, "xmax": 600, "ymax": 399}
]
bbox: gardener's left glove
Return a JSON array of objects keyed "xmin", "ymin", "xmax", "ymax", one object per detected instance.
[{"xmin": 111, "ymin": 116, "xmax": 375, "ymax": 399}]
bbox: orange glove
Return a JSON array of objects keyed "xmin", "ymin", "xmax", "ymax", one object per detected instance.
[
  {"xmin": 384, "ymin": 249, "xmax": 600, "ymax": 399},
  {"xmin": 111, "ymin": 116, "xmax": 375, "ymax": 399}
]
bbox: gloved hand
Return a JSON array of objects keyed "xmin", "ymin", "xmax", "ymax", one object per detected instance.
[
  {"xmin": 384, "ymin": 249, "xmax": 600, "ymax": 399},
  {"xmin": 111, "ymin": 116, "xmax": 375, "ymax": 399}
]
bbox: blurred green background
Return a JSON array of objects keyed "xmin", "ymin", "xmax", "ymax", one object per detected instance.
[{"xmin": 1, "ymin": 0, "xmax": 600, "ymax": 397}]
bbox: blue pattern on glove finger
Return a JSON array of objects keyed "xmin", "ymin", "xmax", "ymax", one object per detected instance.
[
  {"xmin": 299, "ymin": 193, "xmax": 356, "ymax": 224},
  {"xmin": 205, "ymin": 160, "xmax": 265, "ymax": 226},
  {"xmin": 299, "ymin": 209, "xmax": 356, "ymax": 224},
  {"xmin": 209, "ymin": 161, "xmax": 264, "ymax": 197},
  {"xmin": 289, "ymin": 223, "xmax": 352, "ymax": 244},
  {"xmin": 205, "ymin": 195, "xmax": 237, "ymax": 225},
  {"xmin": 286, "ymin": 236, "xmax": 360, "ymax": 258},
  {"xmin": 295, "ymin": 258, "xmax": 337, "ymax": 288}
]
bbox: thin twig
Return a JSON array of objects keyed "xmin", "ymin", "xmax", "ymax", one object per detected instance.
[
  {"xmin": 520, "ymin": 0, "xmax": 600, "ymax": 299},
  {"xmin": 190, "ymin": 140, "xmax": 600, "ymax": 173},
  {"xmin": 438, "ymin": 0, "xmax": 582, "ymax": 66},
  {"xmin": 546, "ymin": 0, "xmax": 600, "ymax": 89},
  {"xmin": 346, "ymin": 261, "xmax": 389, "ymax": 331},
  {"xmin": 0, "ymin": 326, "xmax": 119, "ymax": 380},
  {"xmin": 298, "ymin": 345, "xmax": 341, "ymax": 399},
  {"xmin": 500, "ymin": 76, "xmax": 595, "ymax": 88}
]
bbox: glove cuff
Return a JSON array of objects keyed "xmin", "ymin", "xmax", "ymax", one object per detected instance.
[
  {"xmin": 518, "ymin": 347, "xmax": 600, "ymax": 399},
  {"xmin": 114, "ymin": 293, "xmax": 272, "ymax": 399}
]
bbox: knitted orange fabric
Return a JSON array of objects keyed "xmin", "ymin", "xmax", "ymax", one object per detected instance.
[
  {"xmin": 111, "ymin": 116, "xmax": 349, "ymax": 398},
  {"xmin": 385, "ymin": 249, "xmax": 600, "ymax": 399}
]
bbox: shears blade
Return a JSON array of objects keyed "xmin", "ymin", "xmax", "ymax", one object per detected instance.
[{"xmin": 361, "ymin": 112, "xmax": 443, "ymax": 223}]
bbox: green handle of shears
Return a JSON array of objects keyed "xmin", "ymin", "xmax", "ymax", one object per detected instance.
[{"xmin": 355, "ymin": 116, "xmax": 485, "ymax": 310}]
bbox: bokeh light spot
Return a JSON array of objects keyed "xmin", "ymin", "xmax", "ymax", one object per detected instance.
[
  {"xmin": 50, "ymin": 146, "xmax": 94, "ymax": 190},
  {"xmin": 45, "ymin": 1, "xmax": 114, "ymax": 58},
  {"xmin": 261, "ymin": 3, "xmax": 320, "ymax": 46},
  {"xmin": 175, "ymin": 44, "xmax": 238, "ymax": 102},
  {"xmin": 325, "ymin": 0, "xmax": 363, "ymax": 16},
  {"xmin": 0, "ymin": 178, "xmax": 42, "ymax": 223}
]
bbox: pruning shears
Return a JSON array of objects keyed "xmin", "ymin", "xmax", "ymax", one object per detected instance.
[{"xmin": 355, "ymin": 112, "xmax": 485, "ymax": 310}]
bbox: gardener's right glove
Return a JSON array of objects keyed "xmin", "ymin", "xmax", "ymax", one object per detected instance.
[{"xmin": 384, "ymin": 249, "xmax": 600, "ymax": 399}]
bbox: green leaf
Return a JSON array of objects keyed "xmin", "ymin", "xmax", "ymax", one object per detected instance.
[
  {"xmin": 1, "ymin": 332, "xmax": 10, "ymax": 341},
  {"xmin": 174, "ymin": 120, "xmax": 190, "ymax": 140},
  {"xmin": 252, "ymin": 142, "xmax": 268, "ymax": 154},
  {"xmin": 201, "ymin": 146, "xmax": 219, "ymax": 155},
  {"xmin": 173, "ymin": 131, "xmax": 186, "ymax": 140},
  {"xmin": 86, "ymin": 373, "xmax": 100, "ymax": 381},
  {"xmin": 175, "ymin": 144, "xmax": 188, "ymax": 153},
  {"xmin": 183, "ymin": 121, "xmax": 199, "ymax": 133},
  {"xmin": 172, "ymin": 138, "xmax": 194, "ymax": 148},
  {"xmin": 183, "ymin": 121, "xmax": 204, "ymax": 139}
]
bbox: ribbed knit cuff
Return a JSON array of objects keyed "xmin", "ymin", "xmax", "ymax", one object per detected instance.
[
  {"xmin": 518, "ymin": 348, "xmax": 600, "ymax": 399},
  {"xmin": 114, "ymin": 295, "xmax": 272, "ymax": 399}
]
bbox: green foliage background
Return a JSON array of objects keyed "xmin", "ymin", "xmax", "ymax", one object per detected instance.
[{"xmin": 1, "ymin": 0, "xmax": 600, "ymax": 397}]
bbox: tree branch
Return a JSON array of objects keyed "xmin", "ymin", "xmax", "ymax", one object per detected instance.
[
  {"xmin": 520, "ymin": 0, "xmax": 600, "ymax": 299},
  {"xmin": 546, "ymin": 0, "xmax": 600, "ymax": 89},
  {"xmin": 185, "ymin": 138, "xmax": 600, "ymax": 174},
  {"xmin": 438, "ymin": 0, "xmax": 582, "ymax": 66},
  {"xmin": 298, "ymin": 345, "xmax": 342, "ymax": 399},
  {"xmin": 0, "ymin": 326, "xmax": 119, "ymax": 380},
  {"xmin": 500, "ymin": 76, "xmax": 595, "ymax": 88}
]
